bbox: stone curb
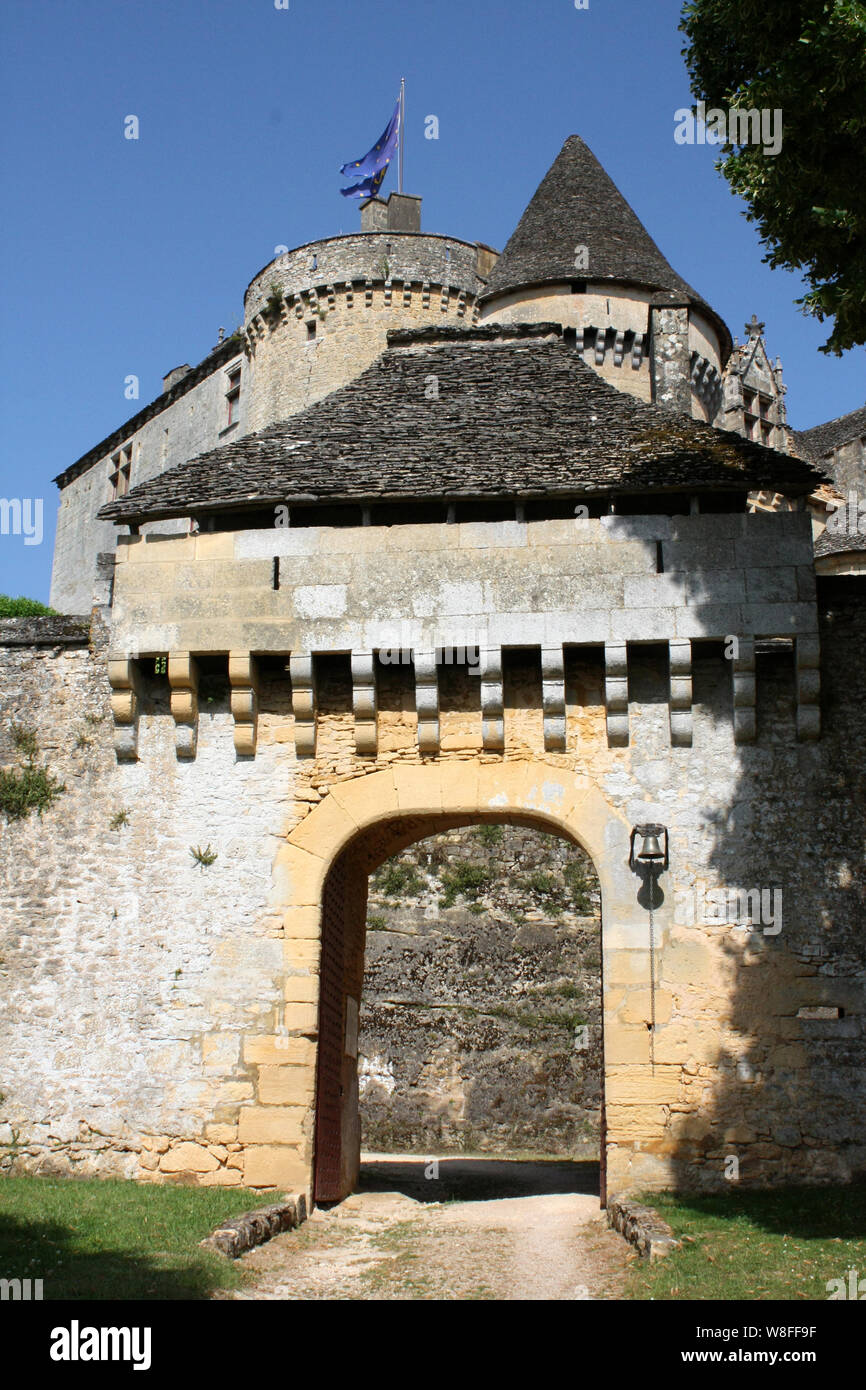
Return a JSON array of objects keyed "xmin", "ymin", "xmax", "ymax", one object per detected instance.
[
  {"xmin": 200, "ymin": 1193, "xmax": 308, "ymax": 1258},
  {"xmin": 607, "ymin": 1197, "xmax": 681, "ymax": 1262}
]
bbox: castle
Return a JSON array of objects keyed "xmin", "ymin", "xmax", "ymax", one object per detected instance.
[{"xmin": 2, "ymin": 135, "xmax": 864, "ymax": 1203}]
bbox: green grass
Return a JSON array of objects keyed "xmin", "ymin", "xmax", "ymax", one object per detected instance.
[
  {"xmin": 0, "ymin": 1175, "xmax": 266, "ymax": 1300},
  {"xmin": 625, "ymin": 1184, "xmax": 866, "ymax": 1301}
]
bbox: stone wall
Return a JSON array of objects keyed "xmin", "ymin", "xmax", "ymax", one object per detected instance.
[
  {"xmin": 0, "ymin": 579, "xmax": 864, "ymax": 1198},
  {"xmin": 478, "ymin": 282, "xmax": 724, "ymax": 419},
  {"xmin": 106, "ymin": 510, "xmax": 820, "ymax": 663},
  {"xmin": 359, "ymin": 824, "xmax": 602, "ymax": 1155}
]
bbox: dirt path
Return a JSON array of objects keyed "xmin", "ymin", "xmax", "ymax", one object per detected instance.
[{"xmin": 219, "ymin": 1157, "xmax": 632, "ymax": 1301}]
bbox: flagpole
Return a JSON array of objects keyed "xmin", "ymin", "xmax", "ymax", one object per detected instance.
[{"xmin": 399, "ymin": 77, "xmax": 405, "ymax": 194}]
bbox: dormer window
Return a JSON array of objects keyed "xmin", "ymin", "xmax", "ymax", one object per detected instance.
[{"xmin": 109, "ymin": 443, "xmax": 132, "ymax": 499}]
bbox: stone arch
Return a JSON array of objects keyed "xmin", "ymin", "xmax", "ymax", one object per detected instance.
[{"xmin": 260, "ymin": 761, "xmax": 651, "ymax": 1205}]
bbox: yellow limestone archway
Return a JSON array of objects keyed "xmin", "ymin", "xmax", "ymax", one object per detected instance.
[{"xmin": 244, "ymin": 761, "xmax": 651, "ymax": 1203}]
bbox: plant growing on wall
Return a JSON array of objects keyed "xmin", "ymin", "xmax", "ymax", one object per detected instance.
[
  {"xmin": 265, "ymin": 282, "xmax": 284, "ymax": 322},
  {"xmin": 190, "ymin": 844, "xmax": 218, "ymax": 869},
  {"xmin": 0, "ymin": 724, "xmax": 65, "ymax": 822}
]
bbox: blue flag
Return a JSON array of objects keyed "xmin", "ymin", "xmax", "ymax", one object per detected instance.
[
  {"xmin": 340, "ymin": 97, "xmax": 400, "ymax": 196},
  {"xmin": 340, "ymin": 166, "xmax": 388, "ymax": 200}
]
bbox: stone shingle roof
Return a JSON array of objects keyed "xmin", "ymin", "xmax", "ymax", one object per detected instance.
[
  {"xmin": 793, "ymin": 405, "xmax": 866, "ymax": 462},
  {"xmin": 98, "ymin": 324, "xmax": 824, "ymax": 525},
  {"xmin": 814, "ymin": 527, "xmax": 866, "ymax": 559},
  {"xmin": 480, "ymin": 136, "xmax": 728, "ymax": 347}
]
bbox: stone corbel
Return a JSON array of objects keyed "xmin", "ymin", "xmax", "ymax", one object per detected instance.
[
  {"xmin": 733, "ymin": 637, "xmax": 756, "ymax": 744},
  {"xmin": 229, "ymin": 652, "xmax": 260, "ymax": 757},
  {"xmin": 669, "ymin": 639, "xmax": 693, "ymax": 747},
  {"xmin": 479, "ymin": 648, "xmax": 504, "ymax": 752},
  {"xmin": 613, "ymin": 330, "xmax": 625, "ymax": 368},
  {"xmin": 290, "ymin": 654, "xmax": 316, "ymax": 758},
  {"xmin": 351, "ymin": 651, "xmax": 377, "ymax": 756},
  {"xmin": 107, "ymin": 655, "xmax": 143, "ymax": 762},
  {"xmin": 594, "ymin": 327, "xmax": 607, "ymax": 365},
  {"xmin": 168, "ymin": 652, "xmax": 200, "ymax": 759},
  {"xmin": 414, "ymin": 650, "xmax": 440, "ymax": 754},
  {"xmin": 542, "ymin": 646, "xmax": 566, "ymax": 752},
  {"xmin": 605, "ymin": 643, "xmax": 629, "ymax": 747},
  {"xmin": 796, "ymin": 635, "xmax": 821, "ymax": 741}
]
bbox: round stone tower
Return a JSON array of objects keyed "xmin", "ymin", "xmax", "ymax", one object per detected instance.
[
  {"xmin": 242, "ymin": 194, "xmax": 497, "ymax": 433},
  {"xmin": 477, "ymin": 136, "xmax": 732, "ymax": 424}
]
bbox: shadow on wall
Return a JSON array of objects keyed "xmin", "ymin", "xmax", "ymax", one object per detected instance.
[{"xmin": 610, "ymin": 513, "xmax": 866, "ymax": 1195}]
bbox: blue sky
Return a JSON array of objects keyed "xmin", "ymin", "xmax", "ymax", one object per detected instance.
[{"xmin": 1, "ymin": 0, "xmax": 863, "ymax": 603}]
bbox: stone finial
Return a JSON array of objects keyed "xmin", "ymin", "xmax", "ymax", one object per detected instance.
[
  {"xmin": 290, "ymin": 655, "xmax": 316, "ymax": 758},
  {"xmin": 732, "ymin": 638, "xmax": 756, "ymax": 743},
  {"xmin": 414, "ymin": 651, "xmax": 440, "ymax": 754},
  {"xmin": 796, "ymin": 635, "xmax": 821, "ymax": 741},
  {"xmin": 541, "ymin": 647, "xmax": 567, "ymax": 751},
  {"xmin": 107, "ymin": 655, "xmax": 143, "ymax": 762},
  {"xmin": 605, "ymin": 643, "xmax": 629, "ymax": 747},
  {"xmin": 669, "ymin": 639, "xmax": 693, "ymax": 747},
  {"xmin": 479, "ymin": 648, "xmax": 505, "ymax": 751},
  {"xmin": 168, "ymin": 652, "xmax": 200, "ymax": 759},
  {"xmin": 229, "ymin": 652, "xmax": 260, "ymax": 756},
  {"xmin": 745, "ymin": 314, "xmax": 765, "ymax": 340},
  {"xmin": 351, "ymin": 651, "xmax": 377, "ymax": 756}
]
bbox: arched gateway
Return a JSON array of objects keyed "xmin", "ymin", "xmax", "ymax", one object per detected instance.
[{"xmin": 276, "ymin": 764, "xmax": 622, "ymax": 1204}]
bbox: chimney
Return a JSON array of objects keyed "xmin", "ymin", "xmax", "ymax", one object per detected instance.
[
  {"xmin": 385, "ymin": 193, "xmax": 422, "ymax": 232},
  {"xmin": 649, "ymin": 296, "xmax": 692, "ymax": 415},
  {"xmin": 163, "ymin": 364, "xmax": 192, "ymax": 393},
  {"xmin": 360, "ymin": 197, "xmax": 389, "ymax": 232},
  {"xmin": 360, "ymin": 193, "xmax": 422, "ymax": 234}
]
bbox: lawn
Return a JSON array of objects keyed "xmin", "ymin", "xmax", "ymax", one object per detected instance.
[
  {"xmin": 0, "ymin": 1176, "xmax": 266, "ymax": 1299},
  {"xmin": 626, "ymin": 1183, "xmax": 866, "ymax": 1300}
]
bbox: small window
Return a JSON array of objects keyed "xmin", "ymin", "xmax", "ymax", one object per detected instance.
[
  {"xmin": 225, "ymin": 366, "xmax": 241, "ymax": 426},
  {"xmin": 306, "ymin": 320, "xmax": 317, "ymax": 340},
  {"xmin": 109, "ymin": 443, "xmax": 132, "ymax": 499}
]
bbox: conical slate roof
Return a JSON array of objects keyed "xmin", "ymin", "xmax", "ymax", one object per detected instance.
[
  {"xmin": 98, "ymin": 325, "xmax": 822, "ymax": 526},
  {"xmin": 482, "ymin": 136, "xmax": 724, "ymax": 328}
]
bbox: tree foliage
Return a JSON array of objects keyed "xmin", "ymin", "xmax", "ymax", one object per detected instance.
[
  {"xmin": 0, "ymin": 595, "xmax": 56, "ymax": 617},
  {"xmin": 680, "ymin": 0, "xmax": 866, "ymax": 353}
]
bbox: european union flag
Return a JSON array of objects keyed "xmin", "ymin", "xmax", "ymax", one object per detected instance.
[
  {"xmin": 340, "ymin": 97, "xmax": 400, "ymax": 197},
  {"xmin": 340, "ymin": 166, "xmax": 388, "ymax": 200}
]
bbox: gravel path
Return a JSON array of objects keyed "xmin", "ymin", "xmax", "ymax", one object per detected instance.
[{"xmin": 218, "ymin": 1157, "xmax": 631, "ymax": 1301}]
